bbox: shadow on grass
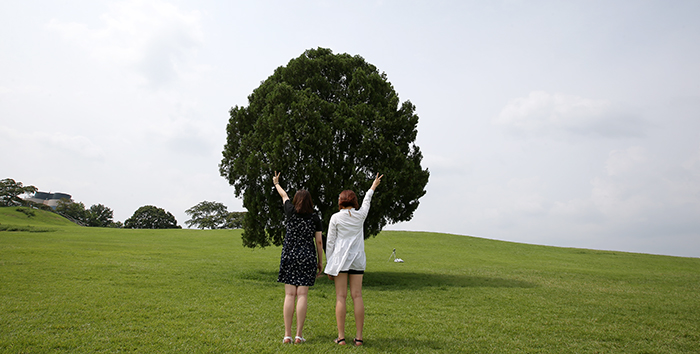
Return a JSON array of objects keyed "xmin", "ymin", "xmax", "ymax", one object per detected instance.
[
  {"xmin": 0, "ymin": 224, "xmax": 56, "ymax": 232},
  {"xmin": 234, "ymin": 269, "xmax": 278, "ymax": 286},
  {"xmin": 364, "ymin": 271, "xmax": 536, "ymax": 289},
  {"xmin": 365, "ymin": 337, "xmax": 446, "ymax": 351},
  {"xmin": 234, "ymin": 270, "xmax": 536, "ymax": 289},
  {"xmin": 314, "ymin": 334, "xmax": 444, "ymax": 351}
]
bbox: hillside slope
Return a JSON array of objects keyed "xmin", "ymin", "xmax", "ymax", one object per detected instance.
[{"xmin": 0, "ymin": 206, "xmax": 78, "ymax": 228}]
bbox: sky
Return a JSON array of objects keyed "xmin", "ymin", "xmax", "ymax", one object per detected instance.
[{"xmin": 2, "ymin": 0, "xmax": 699, "ymax": 258}]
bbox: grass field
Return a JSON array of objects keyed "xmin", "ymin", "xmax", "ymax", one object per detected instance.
[{"xmin": 1, "ymin": 207, "xmax": 699, "ymax": 353}]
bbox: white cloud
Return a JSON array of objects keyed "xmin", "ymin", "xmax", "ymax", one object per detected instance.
[
  {"xmin": 494, "ymin": 91, "xmax": 645, "ymax": 138},
  {"xmin": 455, "ymin": 142, "xmax": 700, "ymax": 255},
  {"xmin": 46, "ymin": 0, "xmax": 203, "ymax": 87},
  {"xmin": 564, "ymin": 145, "xmax": 700, "ymax": 230},
  {"xmin": 682, "ymin": 144, "xmax": 700, "ymax": 176},
  {"xmin": 474, "ymin": 177, "xmax": 548, "ymax": 229},
  {"xmin": 42, "ymin": 132, "xmax": 105, "ymax": 159},
  {"xmin": 0, "ymin": 126, "xmax": 104, "ymax": 160},
  {"xmin": 422, "ymin": 153, "xmax": 471, "ymax": 174},
  {"xmin": 590, "ymin": 176, "xmax": 653, "ymax": 221},
  {"xmin": 606, "ymin": 146, "xmax": 646, "ymax": 176},
  {"xmin": 550, "ymin": 198, "xmax": 601, "ymax": 223}
]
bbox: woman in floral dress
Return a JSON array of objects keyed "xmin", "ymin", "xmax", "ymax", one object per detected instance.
[{"xmin": 273, "ymin": 172, "xmax": 323, "ymax": 344}]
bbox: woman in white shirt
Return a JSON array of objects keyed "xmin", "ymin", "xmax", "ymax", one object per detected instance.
[{"xmin": 324, "ymin": 174, "xmax": 382, "ymax": 346}]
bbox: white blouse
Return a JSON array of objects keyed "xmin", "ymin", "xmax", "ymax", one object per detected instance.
[{"xmin": 324, "ymin": 189, "xmax": 374, "ymax": 276}]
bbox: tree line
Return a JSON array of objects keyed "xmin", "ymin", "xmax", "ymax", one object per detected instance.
[{"xmin": 1, "ymin": 178, "xmax": 244, "ymax": 230}]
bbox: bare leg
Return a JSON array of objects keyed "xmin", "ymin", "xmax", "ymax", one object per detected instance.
[
  {"xmin": 283, "ymin": 284, "xmax": 297, "ymax": 339},
  {"xmin": 349, "ymin": 274, "xmax": 364, "ymax": 343},
  {"xmin": 333, "ymin": 273, "xmax": 348, "ymax": 342},
  {"xmin": 295, "ymin": 286, "xmax": 309, "ymax": 339}
]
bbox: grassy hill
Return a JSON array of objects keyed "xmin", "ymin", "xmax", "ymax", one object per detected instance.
[
  {"xmin": 1, "ymin": 207, "xmax": 698, "ymax": 353},
  {"xmin": 0, "ymin": 206, "xmax": 77, "ymax": 230}
]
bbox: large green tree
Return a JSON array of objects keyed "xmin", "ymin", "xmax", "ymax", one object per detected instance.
[
  {"xmin": 184, "ymin": 201, "xmax": 246, "ymax": 229},
  {"xmin": 86, "ymin": 204, "xmax": 114, "ymax": 227},
  {"xmin": 125, "ymin": 205, "xmax": 180, "ymax": 229},
  {"xmin": 220, "ymin": 48, "xmax": 429, "ymax": 248},
  {"xmin": 0, "ymin": 178, "xmax": 38, "ymax": 207},
  {"xmin": 184, "ymin": 201, "xmax": 229, "ymax": 229},
  {"xmin": 56, "ymin": 200, "xmax": 115, "ymax": 227},
  {"xmin": 56, "ymin": 199, "xmax": 88, "ymax": 225}
]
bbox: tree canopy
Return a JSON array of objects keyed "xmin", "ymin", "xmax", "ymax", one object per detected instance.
[
  {"xmin": 220, "ymin": 47, "xmax": 429, "ymax": 248},
  {"xmin": 184, "ymin": 201, "xmax": 246, "ymax": 229},
  {"xmin": 0, "ymin": 178, "xmax": 38, "ymax": 207},
  {"xmin": 86, "ymin": 204, "xmax": 114, "ymax": 227},
  {"xmin": 125, "ymin": 205, "xmax": 180, "ymax": 229},
  {"xmin": 185, "ymin": 201, "xmax": 229, "ymax": 229},
  {"xmin": 56, "ymin": 200, "xmax": 115, "ymax": 227},
  {"xmin": 56, "ymin": 199, "xmax": 88, "ymax": 225},
  {"xmin": 225, "ymin": 211, "xmax": 245, "ymax": 229}
]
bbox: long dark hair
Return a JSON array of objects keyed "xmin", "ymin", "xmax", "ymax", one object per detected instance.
[{"xmin": 292, "ymin": 190, "xmax": 314, "ymax": 214}]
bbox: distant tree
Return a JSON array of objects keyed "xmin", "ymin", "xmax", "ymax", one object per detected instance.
[
  {"xmin": 56, "ymin": 200, "xmax": 116, "ymax": 227},
  {"xmin": 225, "ymin": 211, "xmax": 246, "ymax": 229},
  {"xmin": 219, "ymin": 47, "xmax": 429, "ymax": 247},
  {"xmin": 15, "ymin": 207, "xmax": 35, "ymax": 217},
  {"xmin": 125, "ymin": 205, "xmax": 180, "ymax": 229},
  {"xmin": 0, "ymin": 178, "xmax": 38, "ymax": 207},
  {"xmin": 109, "ymin": 221, "xmax": 124, "ymax": 228},
  {"xmin": 26, "ymin": 200, "xmax": 53, "ymax": 211},
  {"xmin": 86, "ymin": 204, "xmax": 114, "ymax": 227},
  {"xmin": 56, "ymin": 199, "xmax": 88, "ymax": 225},
  {"xmin": 184, "ymin": 201, "xmax": 229, "ymax": 229}
]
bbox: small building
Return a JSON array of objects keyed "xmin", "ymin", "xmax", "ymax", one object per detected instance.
[{"xmin": 25, "ymin": 192, "xmax": 73, "ymax": 209}]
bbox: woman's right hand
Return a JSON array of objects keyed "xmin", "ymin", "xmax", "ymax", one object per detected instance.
[{"xmin": 272, "ymin": 171, "xmax": 289, "ymax": 202}]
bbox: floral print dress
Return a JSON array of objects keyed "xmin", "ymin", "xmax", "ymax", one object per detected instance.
[{"xmin": 277, "ymin": 200, "xmax": 321, "ymax": 287}]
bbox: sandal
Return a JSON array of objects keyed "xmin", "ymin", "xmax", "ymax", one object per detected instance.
[
  {"xmin": 334, "ymin": 338, "xmax": 346, "ymax": 345},
  {"xmin": 283, "ymin": 336, "xmax": 293, "ymax": 344},
  {"xmin": 294, "ymin": 336, "xmax": 306, "ymax": 344},
  {"xmin": 353, "ymin": 338, "xmax": 363, "ymax": 346}
]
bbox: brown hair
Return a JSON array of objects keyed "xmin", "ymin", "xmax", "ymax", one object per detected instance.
[
  {"xmin": 338, "ymin": 190, "xmax": 359, "ymax": 210},
  {"xmin": 292, "ymin": 190, "xmax": 314, "ymax": 214}
]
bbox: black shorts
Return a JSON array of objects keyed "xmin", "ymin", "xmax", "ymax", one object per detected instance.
[{"xmin": 338, "ymin": 269, "xmax": 364, "ymax": 275}]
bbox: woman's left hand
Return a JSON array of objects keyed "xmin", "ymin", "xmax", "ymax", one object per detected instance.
[{"xmin": 371, "ymin": 173, "xmax": 384, "ymax": 190}]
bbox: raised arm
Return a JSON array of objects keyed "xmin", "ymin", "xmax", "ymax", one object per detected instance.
[
  {"xmin": 355, "ymin": 174, "xmax": 383, "ymax": 220},
  {"xmin": 272, "ymin": 171, "xmax": 289, "ymax": 203}
]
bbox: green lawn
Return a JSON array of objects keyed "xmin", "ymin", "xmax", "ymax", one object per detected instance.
[{"xmin": 1, "ymin": 207, "xmax": 699, "ymax": 353}]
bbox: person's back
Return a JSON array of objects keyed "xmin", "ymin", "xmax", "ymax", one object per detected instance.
[
  {"xmin": 324, "ymin": 174, "xmax": 382, "ymax": 347},
  {"xmin": 273, "ymin": 172, "xmax": 324, "ymax": 344},
  {"xmin": 325, "ymin": 188, "xmax": 374, "ymax": 275}
]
